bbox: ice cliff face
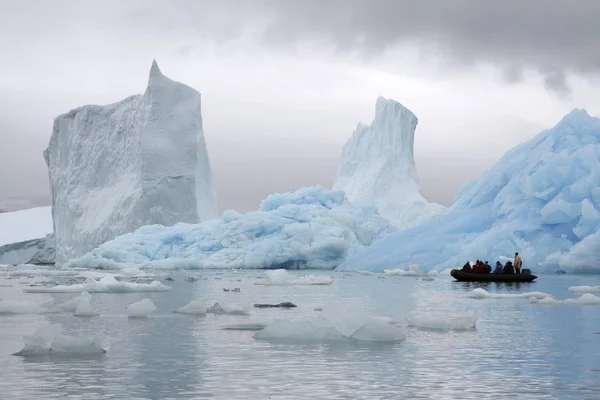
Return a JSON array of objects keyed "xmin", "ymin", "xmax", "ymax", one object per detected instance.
[
  {"xmin": 68, "ymin": 186, "xmax": 392, "ymax": 270},
  {"xmin": 0, "ymin": 206, "xmax": 55, "ymax": 265},
  {"xmin": 333, "ymin": 97, "xmax": 446, "ymax": 228},
  {"xmin": 45, "ymin": 61, "xmax": 218, "ymax": 264},
  {"xmin": 338, "ymin": 109, "xmax": 600, "ymax": 274}
]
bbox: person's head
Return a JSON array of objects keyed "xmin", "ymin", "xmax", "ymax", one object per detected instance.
[
  {"xmin": 515, "ymin": 252, "xmax": 519, "ymax": 256},
  {"xmin": 476, "ymin": 259, "xmax": 479, "ymax": 263}
]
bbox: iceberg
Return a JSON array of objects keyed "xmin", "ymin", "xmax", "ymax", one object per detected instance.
[
  {"xmin": 0, "ymin": 206, "xmax": 55, "ymax": 265},
  {"xmin": 338, "ymin": 109, "xmax": 600, "ymax": 274},
  {"xmin": 44, "ymin": 60, "xmax": 218, "ymax": 265},
  {"xmin": 67, "ymin": 186, "xmax": 392, "ymax": 270},
  {"xmin": 333, "ymin": 97, "xmax": 446, "ymax": 228},
  {"xmin": 12, "ymin": 324, "xmax": 109, "ymax": 357}
]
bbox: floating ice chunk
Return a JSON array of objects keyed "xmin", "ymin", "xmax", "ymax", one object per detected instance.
[
  {"xmin": 174, "ymin": 300, "xmax": 207, "ymax": 315},
  {"xmin": 384, "ymin": 264, "xmax": 422, "ymax": 276},
  {"xmin": 24, "ymin": 274, "xmax": 170, "ymax": 293},
  {"xmin": 568, "ymin": 285, "xmax": 600, "ymax": 293},
  {"xmin": 206, "ymin": 302, "xmax": 249, "ymax": 316},
  {"xmin": 348, "ymin": 318, "xmax": 406, "ymax": 342},
  {"xmin": 469, "ymin": 288, "xmax": 553, "ymax": 300},
  {"xmin": 406, "ymin": 314, "xmax": 477, "ymax": 332},
  {"xmin": 529, "ymin": 297, "xmax": 560, "ymax": 305},
  {"xmin": 562, "ymin": 293, "xmax": 600, "ymax": 305},
  {"xmin": 254, "ymin": 269, "xmax": 333, "ymax": 286},
  {"xmin": 255, "ymin": 305, "xmax": 405, "ymax": 343},
  {"xmin": 73, "ymin": 292, "xmax": 99, "ymax": 317},
  {"xmin": 0, "ymin": 298, "xmax": 53, "ymax": 314},
  {"xmin": 530, "ymin": 293, "xmax": 600, "ymax": 305},
  {"xmin": 127, "ymin": 298, "xmax": 156, "ymax": 318},
  {"xmin": 12, "ymin": 324, "xmax": 109, "ymax": 356}
]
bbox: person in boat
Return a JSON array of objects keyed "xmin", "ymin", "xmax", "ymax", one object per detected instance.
[
  {"xmin": 472, "ymin": 260, "xmax": 481, "ymax": 274},
  {"xmin": 503, "ymin": 260, "xmax": 515, "ymax": 275},
  {"xmin": 461, "ymin": 262, "xmax": 472, "ymax": 272},
  {"xmin": 514, "ymin": 252, "xmax": 522, "ymax": 274},
  {"xmin": 493, "ymin": 261, "xmax": 503, "ymax": 274},
  {"xmin": 484, "ymin": 261, "xmax": 491, "ymax": 274}
]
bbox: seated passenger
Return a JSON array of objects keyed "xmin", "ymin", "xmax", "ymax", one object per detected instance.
[
  {"xmin": 461, "ymin": 262, "xmax": 472, "ymax": 272},
  {"xmin": 484, "ymin": 261, "xmax": 491, "ymax": 274},
  {"xmin": 503, "ymin": 261, "xmax": 515, "ymax": 275},
  {"xmin": 493, "ymin": 261, "xmax": 503, "ymax": 274}
]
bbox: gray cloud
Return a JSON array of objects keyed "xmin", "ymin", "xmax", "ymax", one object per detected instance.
[{"xmin": 110, "ymin": 0, "xmax": 600, "ymax": 95}]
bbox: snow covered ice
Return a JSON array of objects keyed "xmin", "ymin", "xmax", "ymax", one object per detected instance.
[
  {"xmin": 0, "ymin": 207, "xmax": 54, "ymax": 265},
  {"xmin": 44, "ymin": 60, "xmax": 218, "ymax": 264},
  {"xmin": 339, "ymin": 109, "xmax": 600, "ymax": 274},
  {"xmin": 333, "ymin": 96, "xmax": 446, "ymax": 229},
  {"xmin": 23, "ymin": 274, "xmax": 170, "ymax": 293},
  {"xmin": 68, "ymin": 186, "xmax": 391, "ymax": 270}
]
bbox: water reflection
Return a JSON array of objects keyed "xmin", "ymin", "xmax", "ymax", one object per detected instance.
[{"xmin": 0, "ymin": 271, "xmax": 599, "ymax": 399}]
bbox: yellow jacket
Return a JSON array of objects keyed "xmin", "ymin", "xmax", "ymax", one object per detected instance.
[{"xmin": 514, "ymin": 255, "xmax": 522, "ymax": 269}]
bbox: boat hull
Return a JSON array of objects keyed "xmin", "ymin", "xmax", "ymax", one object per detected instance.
[{"xmin": 451, "ymin": 269, "xmax": 537, "ymax": 282}]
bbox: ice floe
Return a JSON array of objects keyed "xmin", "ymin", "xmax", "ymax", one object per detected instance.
[
  {"xmin": 12, "ymin": 324, "xmax": 109, "ymax": 356},
  {"xmin": 254, "ymin": 269, "xmax": 333, "ymax": 286},
  {"xmin": 23, "ymin": 274, "xmax": 170, "ymax": 293},
  {"xmin": 127, "ymin": 298, "xmax": 157, "ymax": 318}
]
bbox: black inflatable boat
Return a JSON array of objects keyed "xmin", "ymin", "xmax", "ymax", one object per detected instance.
[{"xmin": 451, "ymin": 269, "xmax": 537, "ymax": 282}]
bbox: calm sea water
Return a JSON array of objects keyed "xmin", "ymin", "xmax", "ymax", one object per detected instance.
[{"xmin": 0, "ymin": 269, "xmax": 599, "ymax": 400}]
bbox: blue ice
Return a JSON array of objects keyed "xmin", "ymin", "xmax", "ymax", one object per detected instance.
[{"xmin": 338, "ymin": 109, "xmax": 600, "ymax": 274}]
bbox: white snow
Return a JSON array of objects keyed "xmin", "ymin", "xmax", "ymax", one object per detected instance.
[
  {"xmin": 73, "ymin": 291, "xmax": 99, "ymax": 317},
  {"xmin": 333, "ymin": 96, "xmax": 446, "ymax": 229},
  {"xmin": 13, "ymin": 324, "xmax": 109, "ymax": 356},
  {"xmin": 0, "ymin": 206, "xmax": 53, "ymax": 245},
  {"xmin": 127, "ymin": 298, "xmax": 157, "ymax": 318},
  {"xmin": 254, "ymin": 269, "xmax": 334, "ymax": 286},
  {"xmin": 67, "ymin": 186, "xmax": 391, "ymax": 270},
  {"xmin": 45, "ymin": 60, "xmax": 218, "ymax": 264},
  {"xmin": 23, "ymin": 275, "xmax": 170, "ymax": 293},
  {"xmin": 339, "ymin": 108, "xmax": 600, "ymax": 274}
]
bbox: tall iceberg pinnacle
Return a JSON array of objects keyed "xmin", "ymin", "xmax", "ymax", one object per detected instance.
[
  {"xmin": 44, "ymin": 60, "xmax": 218, "ymax": 264},
  {"xmin": 333, "ymin": 96, "xmax": 446, "ymax": 228}
]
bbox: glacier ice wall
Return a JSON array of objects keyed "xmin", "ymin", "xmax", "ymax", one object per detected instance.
[
  {"xmin": 44, "ymin": 60, "xmax": 218, "ymax": 264},
  {"xmin": 0, "ymin": 206, "xmax": 55, "ymax": 265},
  {"xmin": 338, "ymin": 109, "xmax": 600, "ymax": 274},
  {"xmin": 67, "ymin": 186, "xmax": 392, "ymax": 270},
  {"xmin": 333, "ymin": 96, "xmax": 446, "ymax": 228}
]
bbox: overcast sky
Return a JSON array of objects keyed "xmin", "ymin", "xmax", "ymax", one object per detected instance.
[{"xmin": 1, "ymin": 0, "xmax": 600, "ymax": 213}]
